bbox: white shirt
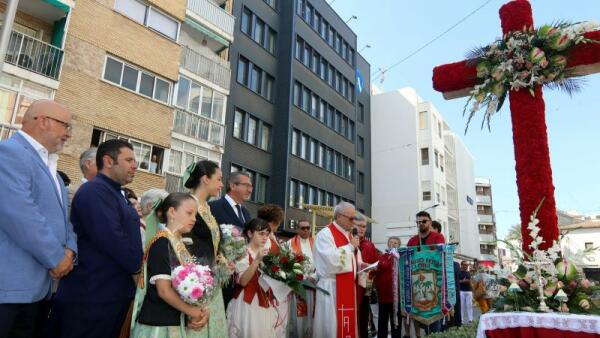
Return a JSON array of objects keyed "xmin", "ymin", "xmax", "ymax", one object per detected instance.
[
  {"xmin": 225, "ymin": 194, "xmax": 244, "ymax": 220},
  {"xmin": 18, "ymin": 131, "xmax": 62, "ymax": 200}
]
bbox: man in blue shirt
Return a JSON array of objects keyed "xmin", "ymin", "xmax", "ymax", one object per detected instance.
[{"xmin": 48, "ymin": 139, "xmax": 143, "ymax": 338}]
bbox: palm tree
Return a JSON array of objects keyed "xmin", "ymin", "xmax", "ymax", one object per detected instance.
[{"xmin": 505, "ymin": 223, "xmax": 522, "ymax": 242}]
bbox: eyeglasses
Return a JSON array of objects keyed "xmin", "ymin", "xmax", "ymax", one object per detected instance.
[
  {"xmin": 340, "ymin": 214, "xmax": 356, "ymax": 221},
  {"xmin": 416, "ymin": 220, "xmax": 429, "ymax": 225},
  {"xmin": 37, "ymin": 116, "xmax": 72, "ymax": 132},
  {"xmin": 235, "ymin": 182, "xmax": 253, "ymax": 188},
  {"xmin": 299, "ymin": 226, "xmax": 310, "ymax": 230}
]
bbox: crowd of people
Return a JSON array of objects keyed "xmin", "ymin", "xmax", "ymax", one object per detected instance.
[{"xmin": 0, "ymin": 99, "xmax": 494, "ymax": 338}]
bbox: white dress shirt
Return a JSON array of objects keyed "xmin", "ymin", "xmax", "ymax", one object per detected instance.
[
  {"xmin": 18, "ymin": 131, "xmax": 62, "ymax": 201},
  {"xmin": 225, "ymin": 194, "xmax": 244, "ymax": 220}
]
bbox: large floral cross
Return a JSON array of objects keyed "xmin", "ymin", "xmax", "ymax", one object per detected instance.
[{"xmin": 432, "ymin": 0, "xmax": 600, "ymax": 254}]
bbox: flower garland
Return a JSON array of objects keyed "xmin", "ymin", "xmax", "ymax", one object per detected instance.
[{"xmin": 465, "ymin": 21, "xmax": 598, "ymax": 130}]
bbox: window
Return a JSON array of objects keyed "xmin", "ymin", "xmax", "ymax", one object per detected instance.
[
  {"xmin": 440, "ymin": 154, "xmax": 444, "ymax": 172},
  {"xmin": 422, "ymin": 180, "xmax": 431, "ymax": 201},
  {"xmin": 254, "ymin": 18, "xmax": 265, "ymax": 45},
  {"xmin": 358, "ymin": 103, "xmax": 364, "ymax": 123},
  {"xmin": 291, "ymin": 130, "xmax": 299, "ymax": 155},
  {"xmin": 421, "ymin": 148, "xmax": 429, "ymax": 165},
  {"xmin": 241, "ymin": 7, "xmax": 252, "ymax": 34},
  {"xmin": 585, "ymin": 242, "xmax": 594, "ymax": 250},
  {"xmin": 310, "ymin": 139, "xmax": 317, "ymax": 163},
  {"xmin": 103, "ymin": 56, "xmax": 171, "ymax": 104},
  {"xmin": 419, "ymin": 111, "xmax": 428, "ymax": 129},
  {"xmin": 114, "ymin": 0, "xmax": 179, "ymax": 40},
  {"xmin": 438, "ymin": 121, "xmax": 442, "ymax": 138},
  {"xmin": 263, "ymin": 0, "xmax": 276, "ymax": 9},
  {"xmin": 175, "ymin": 76, "xmax": 224, "ymax": 123},
  {"xmin": 260, "ymin": 124, "xmax": 271, "ymax": 151},
  {"xmin": 300, "ymin": 135, "xmax": 308, "ymax": 159},
  {"xmin": 293, "ymin": 82, "xmax": 301, "ymax": 106},
  {"xmin": 357, "ymin": 136, "xmax": 364, "ymax": 157},
  {"xmin": 255, "ymin": 174, "xmax": 268, "ymax": 203},
  {"xmin": 91, "ymin": 128, "xmax": 164, "ymax": 174},
  {"xmin": 233, "ymin": 110, "xmax": 243, "ymax": 139},
  {"xmin": 200, "ymin": 87, "xmax": 213, "ymax": 118},
  {"xmin": 358, "ymin": 172, "xmax": 365, "ymax": 193},
  {"xmin": 237, "ymin": 55, "xmax": 274, "ymax": 101},
  {"xmin": 434, "ymin": 150, "xmax": 439, "ymax": 168},
  {"xmin": 247, "ymin": 116, "xmax": 257, "ymax": 145},
  {"xmin": 289, "ymin": 180, "xmax": 296, "ymax": 207}
]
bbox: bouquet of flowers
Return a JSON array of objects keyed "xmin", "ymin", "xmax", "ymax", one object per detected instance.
[
  {"xmin": 171, "ymin": 263, "xmax": 215, "ymax": 306},
  {"xmin": 212, "ymin": 224, "xmax": 247, "ymax": 287},
  {"xmin": 260, "ymin": 245, "xmax": 310, "ymax": 300}
]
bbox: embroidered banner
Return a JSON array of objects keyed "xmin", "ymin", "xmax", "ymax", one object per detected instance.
[{"xmin": 398, "ymin": 244, "xmax": 456, "ymax": 325}]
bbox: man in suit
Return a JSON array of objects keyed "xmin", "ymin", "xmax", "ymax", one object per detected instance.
[
  {"xmin": 0, "ymin": 99, "xmax": 77, "ymax": 338},
  {"xmin": 48, "ymin": 139, "xmax": 143, "ymax": 338},
  {"xmin": 209, "ymin": 171, "xmax": 252, "ymax": 307},
  {"xmin": 66, "ymin": 147, "xmax": 97, "ymax": 210},
  {"xmin": 209, "ymin": 171, "xmax": 252, "ymax": 232}
]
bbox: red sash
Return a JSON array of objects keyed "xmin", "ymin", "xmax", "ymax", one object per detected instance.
[
  {"xmin": 268, "ymin": 237, "xmax": 280, "ymax": 255},
  {"xmin": 290, "ymin": 235, "xmax": 315, "ymax": 317},
  {"xmin": 232, "ymin": 254, "xmax": 274, "ymax": 308},
  {"xmin": 328, "ymin": 223, "xmax": 357, "ymax": 338}
]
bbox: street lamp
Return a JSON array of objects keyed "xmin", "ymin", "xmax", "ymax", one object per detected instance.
[
  {"xmin": 345, "ymin": 15, "xmax": 357, "ymax": 24},
  {"xmin": 359, "ymin": 44, "xmax": 371, "ymax": 53}
]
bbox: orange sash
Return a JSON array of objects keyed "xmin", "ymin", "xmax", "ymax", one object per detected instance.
[
  {"xmin": 268, "ymin": 237, "xmax": 280, "ymax": 255},
  {"xmin": 328, "ymin": 223, "xmax": 357, "ymax": 338}
]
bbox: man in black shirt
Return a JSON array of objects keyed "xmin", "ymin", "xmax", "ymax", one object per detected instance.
[{"xmin": 459, "ymin": 261, "xmax": 473, "ymax": 324}]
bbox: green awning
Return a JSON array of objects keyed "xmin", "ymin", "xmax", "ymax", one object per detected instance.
[
  {"xmin": 184, "ymin": 17, "xmax": 230, "ymax": 48},
  {"xmin": 42, "ymin": 0, "xmax": 71, "ymax": 13}
]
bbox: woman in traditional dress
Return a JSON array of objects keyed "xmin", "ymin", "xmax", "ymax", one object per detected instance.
[
  {"xmin": 131, "ymin": 192, "xmax": 209, "ymax": 337},
  {"xmin": 183, "ymin": 160, "xmax": 229, "ymax": 337},
  {"xmin": 227, "ymin": 218, "xmax": 285, "ymax": 337},
  {"xmin": 258, "ymin": 204, "xmax": 284, "ymax": 254}
]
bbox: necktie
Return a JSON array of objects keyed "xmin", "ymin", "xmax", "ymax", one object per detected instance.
[{"xmin": 235, "ymin": 204, "xmax": 246, "ymax": 225}]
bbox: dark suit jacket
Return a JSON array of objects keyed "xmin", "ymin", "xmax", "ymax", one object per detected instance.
[
  {"xmin": 55, "ymin": 173, "xmax": 143, "ymax": 303},
  {"xmin": 208, "ymin": 195, "xmax": 251, "ymax": 231}
]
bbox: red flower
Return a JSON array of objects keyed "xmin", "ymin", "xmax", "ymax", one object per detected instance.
[
  {"xmin": 295, "ymin": 254, "xmax": 304, "ymax": 263},
  {"xmin": 271, "ymin": 265, "xmax": 280, "ymax": 273},
  {"xmin": 281, "ymin": 256, "xmax": 289, "ymax": 264},
  {"xmin": 296, "ymin": 274, "xmax": 304, "ymax": 281}
]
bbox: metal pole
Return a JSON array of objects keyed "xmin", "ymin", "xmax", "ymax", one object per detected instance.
[
  {"xmin": 0, "ymin": 0, "xmax": 20, "ymax": 73},
  {"xmin": 311, "ymin": 210, "xmax": 316, "ymax": 238}
]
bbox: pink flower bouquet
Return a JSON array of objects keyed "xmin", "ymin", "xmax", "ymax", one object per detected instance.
[{"xmin": 171, "ymin": 263, "xmax": 215, "ymax": 305}]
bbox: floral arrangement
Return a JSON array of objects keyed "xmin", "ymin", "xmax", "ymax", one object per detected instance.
[
  {"xmin": 260, "ymin": 245, "xmax": 310, "ymax": 300},
  {"xmin": 464, "ymin": 21, "xmax": 598, "ymax": 130},
  {"xmin": 495, "ymin": 200, "xmax": 600, "ymax": 314},
  {"xmin": 171, "ymin": 263, "xmax": 215, "ymax": 306},
  {"xmin": 212, "ymin": 224, "xmax": 247, "ymax": 287},
  {"xmin": 428, "ymin": 320, "xmax": 479, "ymax": 338}
]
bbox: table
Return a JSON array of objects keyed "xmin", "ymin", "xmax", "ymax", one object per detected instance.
[{"xmin": 477, "ymin": 312, "xmax": 600, "ymax": 338}]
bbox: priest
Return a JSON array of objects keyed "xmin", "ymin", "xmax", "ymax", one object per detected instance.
[{"xmin": 313, "ymin": 202, "xmax": 362, "ymax": 338}]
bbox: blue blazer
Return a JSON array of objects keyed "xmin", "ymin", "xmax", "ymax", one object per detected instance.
[
  {"xmin": 209, "ymin": 196, "xmax": 251, "ymax": 231},
  {"xmin": 0, "ymin": 133, "xmax": 77, "ymax": 303},
  {"xmin": 55, "ymin": 173, "xmax": 143, "ymax": 302}
]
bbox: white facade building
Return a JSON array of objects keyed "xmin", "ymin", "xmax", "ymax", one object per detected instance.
[{"xmin": 371, "ymin": 87, "xmax": 480, "ymax": 258}]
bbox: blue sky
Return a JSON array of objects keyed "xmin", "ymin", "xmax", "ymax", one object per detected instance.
[{"xmin": 331, "ymin": 0, "xmax": 600, "ymax": 238}]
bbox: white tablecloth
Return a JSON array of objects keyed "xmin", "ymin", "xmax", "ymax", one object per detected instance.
[{"xmin": 476, "ymin": 312, "xmax": 600, "ymax": 338}]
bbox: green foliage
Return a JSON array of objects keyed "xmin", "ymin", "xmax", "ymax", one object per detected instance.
[{"xmin": 427, "ymin": 321, "xmax": 479, "ymax": 338}]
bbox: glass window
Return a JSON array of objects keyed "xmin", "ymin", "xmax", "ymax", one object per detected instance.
[
  {"xmin": 212, "ymin": 92, "xmax": 225, "ymax": 122},
  {"xmin": 255, "ymin": 175, "xmax": 267, "ymax": 203},
  {"xmin": 320, "ymin": 59, "xmax": 326, "ymax": 80},
  {"xmin": 0, "ymin": 89, "xmax": 17, "ymax": 124},
  {"xmin": 419, "ymin": 111, "xmax": 428, "ymax": 129},
  {"xmin": 301, "ymin": 87, "xmax": 310, "ymax": 112},
  {"xmin": 147, "ymin": 8, "xmax": 178, "ymax": 40},
  {"xmin": 233, "ymin": 110, "xmax": 244, "ymax": 139},
  {"xmin": 189, "ymin": 82, "xmax": 201, "ymax": 114},
  {"xmin": 168, "ymin": 149, "xmax": 182, "ymax": 173},
  {"xmin": 289, "ymin": 180, "xmax": 296, "ymax": 207},
  {"xmin": 358, "ymin": 103, "xmax": 364, "ymax": 122},
  {"xmin": 267, "ymin": 29, "xmax": 276, "ymax": 53},
  {"xmin": 295, "ymin": 37, "xmax": 303, "ymax": 60},
  {"xmin": 293, "ymin": 82, "xmax": 301, "ymax": 106},
  {"xmin": 121, "ymin": 65, "xmax": 138, "ymax": 91},
  {"xmin": 260, "ymin": 124, "xmax": 270, "ymax": 151},
  {"xmin": 291, "ymin": 130, "xmax": 298, "ymax": 155},
  {"xmin": 304, "ymin": 4, "xmax": 312, "ymax": 23},
  {"xmin": 319, "ymin": 100, "xmax": 326, "ymax": 122},
  {"xmin": 104, "ymin": 58, "xmax": 123, "ymax": 84},
  {"xmin": 310, "ymin": 139, "xmax": 317, "ymax": 163},
  {"xmin": 250, "ymin": 66, "xmax": 260, "ymax": 92},
  {"xmin": 358, "ymin": 172, "xmax": 365, "ymax": 193},
  {"xmin": 297, "ymin": 183, "xmax": 305, "ymax": 207},
  {"xmin": 237, "ymin": 57, "xmax": 249, "ymax": 85},
  {"xmin": 154, "ymin": 78, "xmax": 169, "ymax": 103},
  {"xmin": 210, "ymin": 124, "xmax": 223, "ymax": 145},
  {"xmin": 114, "ymin": 0, "xmax": 146, "ymax": 24},
  {"xmin": 358, "ymin": 136, "xmax": 364, "ymax": 157},
  {"xmin": 311, "ymin": 94, "xmax": 318, "ymax": 117},
  {"xmin": 318, "ymin": 144, "xmax": 325, "ymax": 167},
  {"xmin": 201, "ymin": 87, "xmax": 213, "ymax": 118},
  {"xmin": 176, "ymin": 76, "xmax": 190, "ymax": 109},
  {"xmin": 241, "ymin": 7, "xmax": 252, "ymax": 34},
  {"xmin": 264, "ymin": 75, "xmax": 273, "ymax": 101},
  {"xmin": 254, "ymin": 19, "xmax": 265, "ymax": 45},
  {"xmin": 300, "ymin": 134, "xmax": 308, "ymax": 159},
  {"xmin": 247, "ymin": 116, "xmax": 257, "ymax": 145}
]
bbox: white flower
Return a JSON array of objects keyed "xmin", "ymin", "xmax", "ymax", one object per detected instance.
[{"xmin": 278, "ymin": 270, "xmax": 287, "ymax": 279}]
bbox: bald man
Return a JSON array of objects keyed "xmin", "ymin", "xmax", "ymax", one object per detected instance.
[{"xmin": 0, "ymin": 99, "xmax": 77, "ymax": 338}]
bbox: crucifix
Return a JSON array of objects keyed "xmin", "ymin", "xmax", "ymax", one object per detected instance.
[{"xmin": 432, "ymin": 0, "xmax": 600, "ymax": 254}]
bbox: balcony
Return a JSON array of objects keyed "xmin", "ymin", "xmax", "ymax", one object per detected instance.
[
  {"xmin": 5, "ymin": 30, "xmax": 63, "ymax": 80},
  {"xmin": 479, "ymin": 233, "xmax": 496, "ymax": 243},
  {"xmin": 186, "ymin": 0, "xmax": 234, "ymax": 41},
  {"xmin": 478, "ymin": 214, "xmax": 494, "ymax": 224},
  {"xmin": 476, "ymin": 195, "xmax": 492, "ymax": 205},
  {"xmin": 173, "ymin": 109, "xmax": 226, "ymax": 146},
  {"xmin": 165, "ymin": 173, "xmax": 186, "ymax": 193},
  {"xmin": 181, "ymin": 46, "xmax": 231, "ymax": 90},
  {"xmin": 480, "ymin": 254, "xmax": 498, "ymax": 262}
]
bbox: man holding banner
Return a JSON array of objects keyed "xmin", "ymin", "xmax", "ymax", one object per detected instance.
[
  {"xmin": 313, "ymin": 202, "xmax": 362, "ymax": 338},
  {"xmin": 406, "ymin": 211, "xmax": 445, "ymax": 337}
]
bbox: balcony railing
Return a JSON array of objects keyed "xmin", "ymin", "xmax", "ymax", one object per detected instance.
[
  {"xmin": 0, "ymin": 124, "xmax": 18, "ymax": 141},
  {"xmin": 173, "ymin": 109, "xmax": 226, "ymax": 146},
  {"xmin": 181, "ymin": 46, "xmax": 231, "ymax": 90},
  {"xmin": 187, "ymin": 0, "xmax": 234, "ymax": 38},
  {"xmin": 165, "ymin": 173, "xmax": 186, "ymax": 193},
  {"xmin": 476, "ymin": 195, "xmax": 492, "ymax": 204},
  {"xmin": 479, "ymin": 233, "xmax": 496, "ymax": 243},
  {"xmin": 478, "ymin": 214, "xmax": 494, "ymax": 223},
  {"xmin": 5, "ymin": 30, "xmax": 63, "ymax": 80},
  {"xmin": 480, "ymin": 254, "xmax": 498, "ymax": 261}
]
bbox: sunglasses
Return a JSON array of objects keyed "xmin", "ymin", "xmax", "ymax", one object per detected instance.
[
  {"xmin": 416, "ymin": 220, "xmax": 429, "ymax": 225},
  {"xmin": 299, "ymin": 226, "xmax": 310, "ymax": 230}
]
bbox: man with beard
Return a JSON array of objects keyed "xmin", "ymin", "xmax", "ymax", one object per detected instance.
[{"xmin": 48, "ymin": 139, "xmax": 143, "ymax": 338}]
